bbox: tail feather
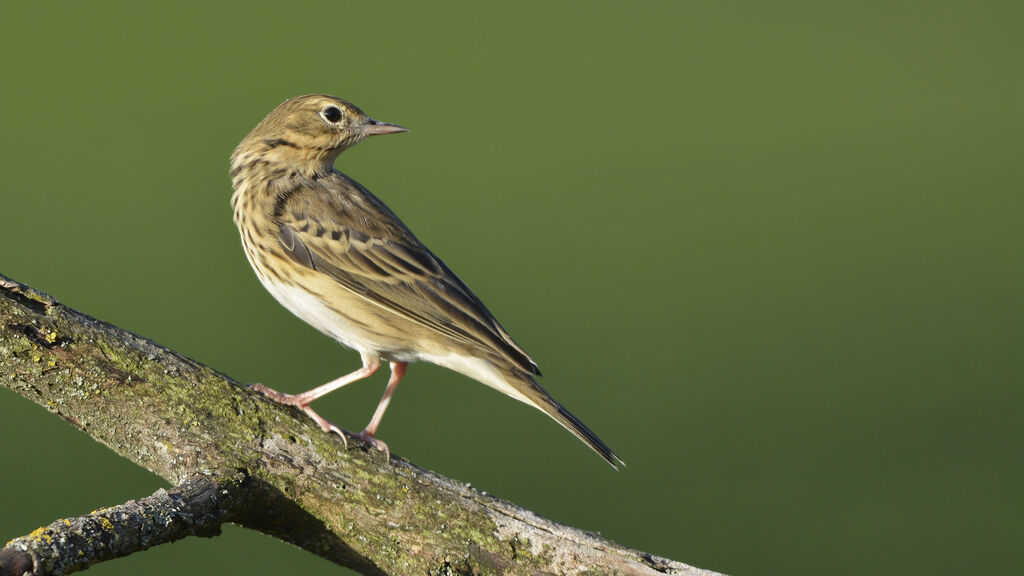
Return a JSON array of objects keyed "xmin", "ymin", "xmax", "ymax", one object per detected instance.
[
  {"xmin": 433, "ymin": 351, "xmax": 623, "ymax": 468},
  {"xmin": 515, "ymin": 373, "xmax": 624, "ymax": 469}
]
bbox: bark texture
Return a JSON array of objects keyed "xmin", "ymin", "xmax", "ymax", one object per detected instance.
[
  {"xmin": 0, "ymin": 475, "xmax": 242, "ymax": 576},
  {"xmin": 0, "ymin": 273, "xmax": 721, "ymax": 576}
]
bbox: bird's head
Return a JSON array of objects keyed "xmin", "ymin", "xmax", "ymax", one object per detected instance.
[{"xmin": 232, "ymin": 94, "xmax": 407, "ymax": 170}]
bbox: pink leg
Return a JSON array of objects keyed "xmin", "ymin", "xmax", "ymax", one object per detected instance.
[
  {"xmin": 250, "ymin": 353, "xmax": 381, "ymax": 447},
  {"xmin": 356, "ymin": 362, "xmax": 407, "ymax": 459}
]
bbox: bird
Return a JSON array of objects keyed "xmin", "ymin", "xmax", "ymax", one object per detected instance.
[{"xmin": 229, "ymin": 94, "xmax": 622, "ymax": 468}]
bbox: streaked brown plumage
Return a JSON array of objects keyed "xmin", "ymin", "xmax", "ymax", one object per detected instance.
[{"xmin": 230, "ymin": 94, "xmax": 622, "ymax": 468}]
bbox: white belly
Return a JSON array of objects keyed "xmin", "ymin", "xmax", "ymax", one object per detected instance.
[
  {"xmin": 254, "ymin": 265, "xmax": 529, "ymax": 404},
  {"xmin": 264, "ymin": 280, "xmax": 524, "ymax": 397},
  {"xmin": 261, "ymin": 280, "xmax": 394, "ymax": 357}
]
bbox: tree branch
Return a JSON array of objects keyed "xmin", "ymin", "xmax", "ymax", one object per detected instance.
[
  {"xmin": 0, "ymin": 273, "xmax": 721, "ymax": 576},
  {"xmin": 0, "ymin": 475, "xmax": 243, "ymax": 576}
]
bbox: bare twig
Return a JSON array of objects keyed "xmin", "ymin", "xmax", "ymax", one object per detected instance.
[
  {"xmin": 0, "ymin": 273, "xmax": 722, "ymax": 576},
  {"xmin": 0, "ymin": 475, "xmax": 244, "ymax": 576}
]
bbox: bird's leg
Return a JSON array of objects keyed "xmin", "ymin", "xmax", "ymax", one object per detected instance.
[
  {"xmin": 356, "ymin": 361, "xmax": 407, "ymax": 459},
  {"xmin": 250, "ymin": 353, "xmax": 381, "ymax": 446}
]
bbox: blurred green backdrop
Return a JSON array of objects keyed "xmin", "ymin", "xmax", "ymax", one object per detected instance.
[{"xmin": 1, "ymin": 2, "xmax": 1021, "ymax": 575}]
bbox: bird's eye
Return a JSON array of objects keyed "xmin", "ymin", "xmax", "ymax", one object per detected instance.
[{"xmin": 322, "ymin": 106, "xmax": 343, "ymax": 123}]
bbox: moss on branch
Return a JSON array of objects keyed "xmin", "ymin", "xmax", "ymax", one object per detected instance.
[{"xmin": 0, "ymin": 273, "xmax": 718, "ymax": 576}]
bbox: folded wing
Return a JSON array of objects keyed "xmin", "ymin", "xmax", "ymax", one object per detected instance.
[{"xmin": 275, "ymin": 187, "xmax": 541, "ymax": 377}]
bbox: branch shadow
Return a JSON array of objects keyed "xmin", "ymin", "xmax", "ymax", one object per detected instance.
[{"xmin": 235, "ymin": 477, "xmax": 387, "ymax": 576}]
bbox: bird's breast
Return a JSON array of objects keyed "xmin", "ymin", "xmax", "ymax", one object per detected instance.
[{"xmin": 248, "ymin": 254, "xmax": 427, "ymax": 364}]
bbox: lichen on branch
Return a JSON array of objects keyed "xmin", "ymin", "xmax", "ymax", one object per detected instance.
[{"xmin": 0, "ymin": 273, "xmax": 717, "ymax": 576}]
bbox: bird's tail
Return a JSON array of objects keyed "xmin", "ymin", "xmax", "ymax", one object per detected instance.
[{"xmin": 505, "ymin": 369, "xmax": 624, "ymax": 469}]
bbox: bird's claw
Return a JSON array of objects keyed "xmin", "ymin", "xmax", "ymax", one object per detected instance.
[
  {"xmin": 248, "ymin": 382, "xmax": 290, "ymax": 403},
  {"xmin": 356, "ymin": 430, "xmax": 390, "ymax": 462},
  {"xmin": 302, "ymin": 406, "xmax": 349, "ymax": 450},
  {"xmin": 248, "ymin": 383, "xmax": 349, "ymax": 450}
]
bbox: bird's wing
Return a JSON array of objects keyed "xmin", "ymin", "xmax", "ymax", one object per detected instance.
[{"xmin": 274, "ymin": 185, "xmax": 540, "ymax": 376}]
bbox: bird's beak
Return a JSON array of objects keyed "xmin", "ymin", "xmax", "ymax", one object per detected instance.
[{"xmin": 363, "ymin": 119, "xmax": 408, "ymax": 136}]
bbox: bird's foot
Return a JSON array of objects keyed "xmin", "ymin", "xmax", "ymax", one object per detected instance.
[
  {"xmin": 356, "ymin": 429, "xmax": 390, "ymax": 462},
  {"xmin": 249, "ymin": 383, "xmax": 349, "ymax": 449}
]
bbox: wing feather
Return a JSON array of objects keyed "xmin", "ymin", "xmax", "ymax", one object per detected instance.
[{"xmin": 274, "ymin": 181, "xmax": 540, "ymax": 376}]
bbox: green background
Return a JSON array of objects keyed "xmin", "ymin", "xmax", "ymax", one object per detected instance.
[{"xmin": 1, "ymin": 2, "xmax": 1021, "ymax": 575}]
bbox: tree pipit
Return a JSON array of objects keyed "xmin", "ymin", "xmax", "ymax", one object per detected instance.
[{"xmin": 230, "ymin": 95, "xmax": 622, "ymax": 468}]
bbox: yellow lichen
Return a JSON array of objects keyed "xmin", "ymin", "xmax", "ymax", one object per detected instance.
[
  {"xmin": 26, "ymin": 526, "xmax": 54, "ymax": 544},
  {"xmin": 98, "ymin": 516, "xmax": 115, "ymax": 532}
]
